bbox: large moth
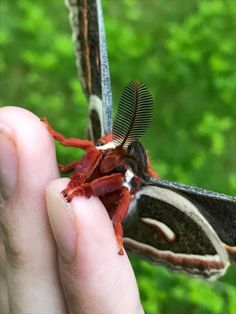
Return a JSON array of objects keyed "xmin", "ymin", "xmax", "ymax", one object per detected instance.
[
  {"xmin": 43, "ymin": 79, "xmax": 155, "ymax": 255},
  {"xmin": 50, "ymin": 0, "xmax": 236, "ymax": 279}
]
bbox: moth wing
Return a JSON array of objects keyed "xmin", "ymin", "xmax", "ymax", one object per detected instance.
[
  {"xmin": 65, "ymin": 0, "xmax": 112, "ymax": 141},
  {"xmin": 123, "ymin": 185, "xmax": 231, "ymax": 279},
  {"xmin": 149, "ymin": 178, "xmax": 236, "ymax": 264}
]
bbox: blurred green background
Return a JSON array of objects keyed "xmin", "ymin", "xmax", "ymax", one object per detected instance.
[{"xmin": 1, "ymin": 0, "xmax": 236, "ymax": 313}]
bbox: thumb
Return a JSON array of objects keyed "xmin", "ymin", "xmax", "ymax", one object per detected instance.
[{"xmin": 46, "ymin": 178, "xmax": 144, "ymax": 314}]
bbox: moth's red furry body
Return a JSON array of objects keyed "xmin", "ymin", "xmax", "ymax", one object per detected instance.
[{"xmin": 43, "ymin": 119, "xmax": 137, "ymax": 254}]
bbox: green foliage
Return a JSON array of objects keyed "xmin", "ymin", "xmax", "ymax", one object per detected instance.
[{"xmin": 1, "ymin": 0, "xmax": 235, "ymax": 313}]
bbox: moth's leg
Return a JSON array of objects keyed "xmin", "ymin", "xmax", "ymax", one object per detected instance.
[
  {"xmin": 112, "ymin": 188, "xmax": 132, "ymax": 255},
  {"xmin": 62, "ymin": 148, "xmax": 103, "ymax": 196},
  {"xmin": 42, "ymin": 117, "xmax": 94, "ymax": 150},
  {"xmin": 65, "ymin": 173, "xmax": 124, "ymax": 202},
  {"xmin": 58, "ymin": 160, "xmax": 80, "ymax": 173},
  {"xmin": 100, "ymin": 190, "xmax": 122, "ymax": 219}
]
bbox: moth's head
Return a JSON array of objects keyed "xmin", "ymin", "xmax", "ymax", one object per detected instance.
[{"xmin": 124, "ymin": 140, "xmax": 150, "ymax": 182}]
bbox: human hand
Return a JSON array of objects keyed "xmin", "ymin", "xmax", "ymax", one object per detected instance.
[{"xmin": 0, "ymin": 106, "xmax": 144, "ymax": 314}]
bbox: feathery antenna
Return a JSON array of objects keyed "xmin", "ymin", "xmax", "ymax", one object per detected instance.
[{"xmin": 113, "ymin": 81, "xmax": 153, "ymax": 147}]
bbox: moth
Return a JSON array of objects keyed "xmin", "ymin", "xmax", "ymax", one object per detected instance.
[
  {"xmin": 48, "ymin": 0, "xmax": 235, "ymax": 279},
  {"xmin": 44, "ymin": 80, "xmax": 156, "ymax": 255}
]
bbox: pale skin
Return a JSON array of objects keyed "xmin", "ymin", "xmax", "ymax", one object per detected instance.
[{"xmin": 0, "ymin": 106, "xmax": 144, "ymax": 314}]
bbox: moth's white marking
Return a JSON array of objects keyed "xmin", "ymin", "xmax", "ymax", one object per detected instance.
[
  {"xmin": 127, "ymin": 186, "xmax": 230, "ymax": 271},
  {"xmin": 141, "ymin": 218, "xmax": 176, "ymax": 242},
  {"xmin": 123, "ymin": 169, "xmax": 135, "ymax": 191},
  {"xmin": 89, "ymin": 95, "xmax": 104, "ymax": 136},
  {"xmin": 125, "ymin": 169, "xmax": 135, "ymax": 182},
  {"xmin": 123, "ymin": 237, "xmax": 227, "ymax": 280},
  {"xmin": 123, "ymin": 182, "xmax": 131, "ymax": 191},
  {"xmin": 96, "ymin": 141, "xmax": 116, "ymax": 150}
]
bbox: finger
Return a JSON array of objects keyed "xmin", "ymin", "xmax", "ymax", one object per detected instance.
[
  {"xmin": 0, "ymin": 106, "xmax": 68, "ymax": 313},
  {"xmin": 47, "ymin": 179, "xmax": 144, "ymax": 314}
]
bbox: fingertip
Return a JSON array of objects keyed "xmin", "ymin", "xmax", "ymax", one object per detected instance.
[
  {"xmin": 46, "ymin": 178, "xmax": 118, "ymax": 263},
  {"xmin": 46, "ymin": 178, "xmax": 78, "ymax": 263},
  {"xmin": 55, "ymin": 189, "xmax": 143, "ymax": 313},
  {"xmin": 0, "ymin": 106, "xmax": 59, "ymax": 197},
  {"xmin": 47, "ymin": 178, "xmax": 70, "ymax": 195},
  {"xmin": 46, "ymin": 175, "xmax": 143, "ymax": 313},
  {"xmin": 47, "ymin": 178, "xmax": 130, "ymax": 266}
]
